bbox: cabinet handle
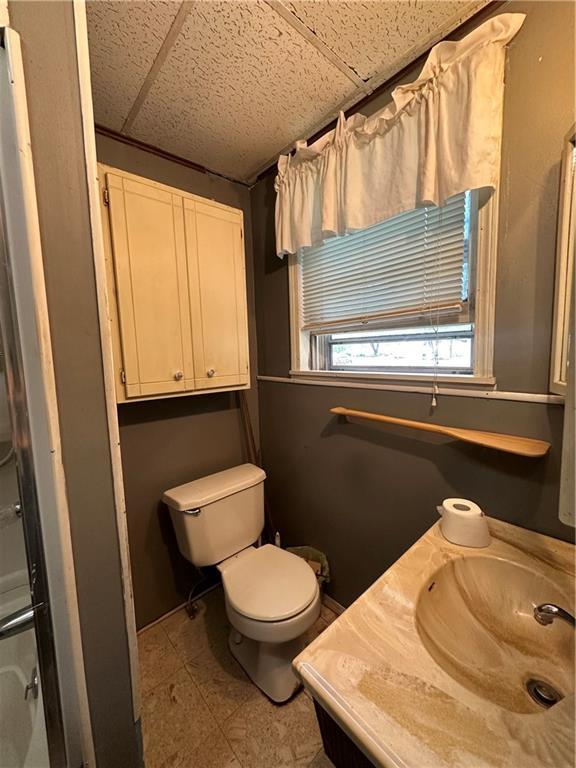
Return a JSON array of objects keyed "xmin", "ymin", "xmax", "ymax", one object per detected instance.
[
  {"xmin": 207, "ymin": 368, "xmax": 216, "ymax": 378},
  {"xmin": 174, "ymin": 371, "xmax": 183, "ymax": 381}
]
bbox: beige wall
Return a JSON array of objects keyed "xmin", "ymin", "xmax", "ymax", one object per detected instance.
[
  {"xmin": 96, "ymin": 134, "xmax": 260, "ymax": 628},
  {"xmin": 252, "ymin": 1, "xmax": 575, "ymax": 608}
]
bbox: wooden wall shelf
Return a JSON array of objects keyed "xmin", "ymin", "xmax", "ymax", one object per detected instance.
[{"xmin": 330, "ymin": 407, "xmax": 551, "ymax": 458}]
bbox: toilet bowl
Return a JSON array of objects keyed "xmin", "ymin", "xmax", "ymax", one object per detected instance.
[
  {"xmin": 162, "ymin": 464, "xmax": 320, "ymax": 702},
  {"xmin": 218, "ymin": 544, "xmax": 321, "ymax": 702}
]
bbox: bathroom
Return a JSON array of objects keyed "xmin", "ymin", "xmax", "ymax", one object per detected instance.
[{"xmin": 0, "ymin": 0, "xmax": 574, "ymax": 766}]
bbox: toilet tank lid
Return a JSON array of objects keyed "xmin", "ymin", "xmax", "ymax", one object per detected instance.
[{"xmin": 162, "ymin": 463, "xmax": 266, "ymax": 510}]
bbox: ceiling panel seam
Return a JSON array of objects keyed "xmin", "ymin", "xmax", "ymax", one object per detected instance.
[
  {"xmin": 121, "ymin": 0, "xmax": 192, "ymax": 135},
  {"xmin": 248, "ymin": 0, "xmax": 496, "ymax": 184},
  {"xmin": 361, "ymin": 1, "xmax": 491, "ymax": 92},
  {"xmin": 264, "ymin": 0, "xmax": 372, "ymax": 96}
]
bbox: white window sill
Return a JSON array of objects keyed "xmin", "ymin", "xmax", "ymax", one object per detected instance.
[
  {"xmin": 258, "ymin": 372, "xmax": 564, "ymax": 404},
  {"xmin": 289, "ymin": 369, "xmax": 497, "ymax": 387}
]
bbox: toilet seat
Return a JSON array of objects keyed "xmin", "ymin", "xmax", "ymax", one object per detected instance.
[
  {"xmin": 225, "ymin": 588, "xmax": 320, "ymax": 644},
  {"xmin": 219, "ymin": 544, "xmax": 318, "ymax": 622}
]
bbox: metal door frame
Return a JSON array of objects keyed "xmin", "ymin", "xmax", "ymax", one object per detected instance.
[{"xmin": 0, "ymin": 91, "xmax": 66, "ymax": 767}]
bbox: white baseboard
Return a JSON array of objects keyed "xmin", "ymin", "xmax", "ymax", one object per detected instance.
[
  {"xmin": 137, "ymin": 601, "xmax": 187, "ymax": 634},
  {"xmin": 139, "ymin": 585, "xmax": 346, "ymax": 635},
  {"xmin": 322, "ymin": 594, "xmax": 346, "ymax": 615}
]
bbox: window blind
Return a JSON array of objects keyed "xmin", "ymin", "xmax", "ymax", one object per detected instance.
[{"xmin": 299, "ymin": 192, "xmax": 472, "ymax": 332}]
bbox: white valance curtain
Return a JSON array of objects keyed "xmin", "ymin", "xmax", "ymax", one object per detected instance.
[{"xmin": 275, "ymin": 13, "xmax": 525, "ymax": 257}]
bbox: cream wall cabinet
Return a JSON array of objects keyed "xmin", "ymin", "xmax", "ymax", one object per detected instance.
[{"xmin": 99, "ymin": 165, "xmax": 250, "ymax": 402}]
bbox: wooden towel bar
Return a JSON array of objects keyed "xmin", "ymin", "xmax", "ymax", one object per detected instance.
[{"xmin": 330, "ymin": 406, "xmax": 550, "ymax": 458}]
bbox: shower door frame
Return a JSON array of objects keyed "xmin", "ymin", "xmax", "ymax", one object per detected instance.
[{"xmin": 0, "ymin": 145, "xmax": 65, "ymax": 768}]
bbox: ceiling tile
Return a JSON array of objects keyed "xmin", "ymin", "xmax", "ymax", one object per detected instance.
[
  {"xmin": 127, "ymin": 0, "xmax": 358, "ymax": 182},
  {"xmin": 285, "ymin": 0, "xmax": 489, "ymax": 85},
  {"xmin": 86, "ymin": 0, "xmax": 182, "ymax": 131}
]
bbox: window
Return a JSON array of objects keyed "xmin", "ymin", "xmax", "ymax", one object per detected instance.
[{"xmin": 289, "ymin": 190, "xmax": 497, "ymax": 383}]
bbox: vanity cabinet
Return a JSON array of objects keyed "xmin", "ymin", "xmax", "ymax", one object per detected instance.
[{"xmin": 99, "ymin": 165, "xmax": 249, "ymax": 402}]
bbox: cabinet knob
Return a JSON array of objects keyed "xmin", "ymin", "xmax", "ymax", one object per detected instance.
[
  {"xmin": 174, "ymin": 371, "xmax": 183, "ymax": 381},
  {"xmin": 207, "ymin": 368, "xmax": 216, "ymax": 378}
]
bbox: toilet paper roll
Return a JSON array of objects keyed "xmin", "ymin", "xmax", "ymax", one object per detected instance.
[
  {"xmin": 441, "ymin": 498, "xmax": 484, "ymax": 518},
  {"xmin": 438, "ymin": 498, "xmax": 490, "ymax": 547}
]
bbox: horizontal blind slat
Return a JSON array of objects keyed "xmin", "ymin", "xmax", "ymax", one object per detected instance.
[
  {"xmin": 302, "ymin": 248, "xmax": 465, "ymax": 292},
  {"xmin": 304, "ymin": 284, "xmax": 465, "ymax": 319},
  {"xmin": 304, "ymin": 282, "xmax": 466, "ymax": 314},
  {"xmin": 309, "ymin": 211, "xmax": 465, "ymax": 262},
  {"xmin": 302, "ymin": 216, "xmax": 465, "ymax": 275},
  {"xmin": 300, "ymin": 192, "xmax": 470, "ymax": 328},
  {"xmin": 302, "ymin": 301, "xmax": 464, "ymax": 331}
]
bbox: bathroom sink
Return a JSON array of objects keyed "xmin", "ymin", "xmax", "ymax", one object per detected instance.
[
  {"xmin": 415, "ymin": 556, "xmax": 575, "ymax": 713},
  {"xmin": 295, "ymin": 520, "xmax": 575, "ymax": 768}
]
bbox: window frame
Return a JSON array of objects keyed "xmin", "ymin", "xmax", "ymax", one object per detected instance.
[
  {"xmin": 287, "ymin": 188, "xmax": 499, "ymax": 386},
  {"xmin": 322, "ymin": 324, "xmax": 475, "ymax": 375},
  {"xmin": 549, "ymin": 126, "xmax": 575, "ymax": 395}
]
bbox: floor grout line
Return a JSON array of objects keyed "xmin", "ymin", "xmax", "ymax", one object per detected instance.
[{"xmin": 214, "ymin": 716, "xmax": 245, "ymax": 768}]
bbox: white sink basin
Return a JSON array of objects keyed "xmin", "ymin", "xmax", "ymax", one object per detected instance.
[{"xmin": 415, "ymin": 556, "xmax": 574, "ymax": 713}]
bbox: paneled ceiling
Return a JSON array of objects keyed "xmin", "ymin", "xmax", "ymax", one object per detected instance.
[{"xmin": 87, "ymin": 0, "xmax": 488, "ymax": 184}]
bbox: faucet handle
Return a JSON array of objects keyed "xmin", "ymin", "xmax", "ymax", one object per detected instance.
[{"xmin": 534, "ymin": 603, "xmax": 575, "ymax": 628}]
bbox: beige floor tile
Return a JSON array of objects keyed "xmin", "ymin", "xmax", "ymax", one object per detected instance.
[
  {"xmin": 161, "ymin": 589, "xmax": 230, "ymax": 665},
  {"xmin": 160, "ymin": 726, "xmax": 242, "ymax": 768},
  {"xmin": 141, "ymin": 667, "xmax": 226, "ymax": 768},
  {"xmin": 138, "ymin": 624, "xmax": 184, "ymax": 696},
  {"xmin": 308, "ymin": 750, "xmax": 335, "ymax": 767},
  {"xmin": 222, "ymin": 689, "xmax": 322, "ymax": 768},
  {"xmin": 186, "ymin": 639, "xmax": 258, "ymax": 722}
]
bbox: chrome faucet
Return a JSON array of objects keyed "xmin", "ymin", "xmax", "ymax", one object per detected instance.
[{"xmin": 534, "ymin": 603, "xmax": 575, "ymax": 628}]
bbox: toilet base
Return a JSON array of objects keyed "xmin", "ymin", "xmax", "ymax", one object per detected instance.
[{"xmin": 228, "ymin": 629, "xmax": 304, "ymax": 703}]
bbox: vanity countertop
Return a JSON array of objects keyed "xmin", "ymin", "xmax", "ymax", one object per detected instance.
[{"xmin": 294, "ymin": 518, "xmax": 575, "ymax": 768}]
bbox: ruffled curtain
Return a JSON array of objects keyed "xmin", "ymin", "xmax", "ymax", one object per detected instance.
[{"xmin": 275, "ymin": 13, "xmax": 525, "ymax": 257}]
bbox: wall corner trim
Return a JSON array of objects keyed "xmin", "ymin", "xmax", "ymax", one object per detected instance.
[{"xmin": 72, "ymin": 0, "xmax": 140, "ymax": 723}]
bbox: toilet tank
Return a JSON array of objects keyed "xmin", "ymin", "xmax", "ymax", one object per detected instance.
[{"xmin": 162, "ymin": 464, "xmax": 266, "ymax": 568}]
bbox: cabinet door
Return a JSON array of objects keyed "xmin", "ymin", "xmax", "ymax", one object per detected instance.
[
  {"xmin": 106, "ymin": 173, "xmax": 194, "ymax": 397},
  {"xmin": 185, "ymin": 199, "xmax": 249, "ymax": 389}
]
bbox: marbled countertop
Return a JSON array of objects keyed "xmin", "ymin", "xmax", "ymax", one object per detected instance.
[{"xmin": 294, "ymin": 518, "xmax": 575, "ymax": 768}]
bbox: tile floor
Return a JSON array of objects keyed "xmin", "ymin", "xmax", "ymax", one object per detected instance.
[{"xmin": 137, "ymin": 587, "xmax": 338, "ymax": 768}]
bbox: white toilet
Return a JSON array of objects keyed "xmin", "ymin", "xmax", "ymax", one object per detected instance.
[{"xmin": 163, "ymin": 463, "xmax": 320, "ymax": 702}]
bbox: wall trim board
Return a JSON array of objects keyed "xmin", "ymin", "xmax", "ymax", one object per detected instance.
[
  {"xmin": 95, "ymin": 124, "xmax": 250, "ymax": 189},
  {"xmin": 136, "ymin": 591, "xmax": 346, "ymax": 635},
  {"xmin": 73, "ymin": 0, "xmax": 140, "ymax": 722},
  {"xmin": 257, "ymin": 375, "xmax": 565, "ymax": 405},
  {"xmin": 323, "ymin": 594, "xmax": 346, "ymax": 616},
  {"xmin": 136, "ymin": 600, "xmax": 187, "ymax": 635}
]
